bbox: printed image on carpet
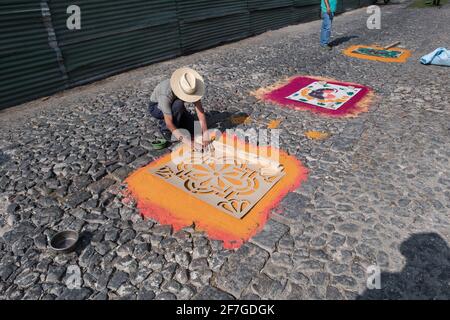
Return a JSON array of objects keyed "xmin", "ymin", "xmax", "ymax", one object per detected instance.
[
  {"xmin": 253, "ymin": 75, "xmax": 375, "ymax": 118},
  {"xmin": 343, "ymin": 45, "xmax": 412, "ymax": 63},
  {"xmin": 125, "ymin": 134, "xmax": 308, "ymax": 249}
]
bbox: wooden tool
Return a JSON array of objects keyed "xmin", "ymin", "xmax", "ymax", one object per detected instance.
[{"xmin": 384, "ymin": 41, "xmax": 401, "ymax": 50}]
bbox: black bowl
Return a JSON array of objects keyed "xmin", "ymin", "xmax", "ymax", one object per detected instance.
[{"xmin": 49, "ymin": 230, "xmax": 79, "ymax": 254}]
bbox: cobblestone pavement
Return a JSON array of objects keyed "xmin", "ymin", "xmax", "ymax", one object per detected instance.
[{"xmin": 1, "ymin": 2, "xmax": 449, "ymax": 300}]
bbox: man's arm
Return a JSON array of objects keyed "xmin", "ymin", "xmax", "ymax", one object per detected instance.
[
  {"xmin": 324, "ymin": 0, "xmax": 331, "ymax": 14},
  {"xmin": 194, "ymin": 100, "xmax": 210, "ymax": 144}
]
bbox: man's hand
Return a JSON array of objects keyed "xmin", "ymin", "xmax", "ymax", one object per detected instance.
[{"xmin": 202, "ymin": 131, "xmax": 212, "ymax": 146}]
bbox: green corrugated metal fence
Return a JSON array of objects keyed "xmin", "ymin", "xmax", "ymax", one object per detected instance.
[
  {"xmin": 0, "ymin": 1, "xmax": 66, "ymax": 108},
  {"xmin": 0, "ymin": 0, "xmax": 374, "ymax": 110},
  {"xmin": 294, "ymin": 0, "xmax": 322, "ymax": 23},
  {"xmin": 178, "ymin": 0, "xmax": 250, "ymax": 53},
  {"xmin": 343, "ymin": 0, "xmax": 362, "ymax": 10},
  {"xmin": 47, "ymin": 0, "xmax": 181, "ymax": 84}
]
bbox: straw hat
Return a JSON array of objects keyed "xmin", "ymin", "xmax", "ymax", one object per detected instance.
[{"xmin": 170, "ymin": 67, "xmax": 205, "ymax": 103}]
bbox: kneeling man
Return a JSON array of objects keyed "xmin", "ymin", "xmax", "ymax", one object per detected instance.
[{"xmin": 149, "ymin": 67, "xmax": 210, "ymax": 150}]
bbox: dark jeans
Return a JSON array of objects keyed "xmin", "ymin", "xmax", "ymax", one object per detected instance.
[{"xmin": 148, "ymin": 99, "xmax": 195, "ymax": 140}]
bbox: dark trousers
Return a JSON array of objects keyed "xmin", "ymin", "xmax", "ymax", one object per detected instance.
[{"xmin": 148, "ymin": 99, "xmax": 195, "ymax": 140}]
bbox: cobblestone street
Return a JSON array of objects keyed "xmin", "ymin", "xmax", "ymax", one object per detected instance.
[{"xmin": 0, "ymin": 2, "xmax": 449, "ymax": 300}]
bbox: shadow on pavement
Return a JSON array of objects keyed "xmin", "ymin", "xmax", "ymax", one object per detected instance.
[
  {"xmin": 358, "ymin": 232, "xmax": 450, "ymax": 300},
  {"xmin": 206, "ymin": 110, "xmax": 250, "ymax": 131},
  {"xmin": 0, "ymin": 150, "xmax": 10, "ymax": 166},
  {"xmin": 76, "ymin": 231, "xmax": 93, "ymax": 254},
  {"xmin": 329, "ymin": 35, "xmax": 359, "ymax": 47}
]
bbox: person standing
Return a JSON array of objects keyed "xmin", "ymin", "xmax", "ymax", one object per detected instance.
[{"xmin": 320, "ymin": 0, "xmax": 337, "ymax": 50}]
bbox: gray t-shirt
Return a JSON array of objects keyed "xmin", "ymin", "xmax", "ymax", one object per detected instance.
[{"xmin": 150, "ymin": 79, "xmax": 176, "ymax": 115}]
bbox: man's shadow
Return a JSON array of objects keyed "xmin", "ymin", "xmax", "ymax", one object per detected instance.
[
  {"xmin": 206, "ymin": 110, "xmax": 250, "ymax": 131},
  {"xmin": 150, "ymin": 109, "xmax": 247, "ymax": 149},
  {"xmin": 358, "ymin": 233, "xmax": 450, "ymax": 300},
  {"xmin": 329, "ymin": 36, "xmax": 359, "ymax": 48}
]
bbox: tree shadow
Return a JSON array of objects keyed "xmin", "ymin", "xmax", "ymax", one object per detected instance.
[
  {"xmin": 358, "ymin": 233, "xmax": 450, "ymax": 300},
  {"xmin": 329, "ymin": 36, "xmax": 359, "ymax": 47}
]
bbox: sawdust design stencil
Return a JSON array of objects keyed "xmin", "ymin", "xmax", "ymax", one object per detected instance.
[
  {"xmin": 253, "ymin": 75, "xmax": 374, "ymax": 118},
  {"xmin": 343, "ymin": 45, "xmax": 412, "ymax": 63},
  {"xmin": 125, "ymin": 135, "xmax": 308, "ymax": 249},
  {"xmin": 150, "ymin": 148, "xmax": 285, "ymax": 219}
]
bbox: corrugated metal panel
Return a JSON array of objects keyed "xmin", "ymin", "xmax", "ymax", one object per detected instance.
[
  {"xmin": 180, "ymin": 13, "xmax": 250, "ymax": 53},
  {"xmin": 293, "ymin": 4, "xmax": 321, "ymax": 23},
  {"xmin": 177, "ymin": 0, "xmax": 248, "ymax": 22},
  {"xmin": 1, "ymin": 1, "xmax": 369, "ymax": 109},
  {"xmin": 47, "ymin": 0, "xmax": 181, "ymax": 84},
  {"xmin": 343, "ymin": 0, "xmax": 361, "ymax": 10},
  {"xmin": 293, "ymin": 0, "xmax": 321, "ymax": 6},
  {"xmin": 360, "ymin": 0, "xmax": 376, "ymax": 6},
  {"xmin": 178, "ymin": 0, "xmax": 250, "ymax": 54},
  {"xmin": 49, "ymin": 0, "xmax": 178, "ymax": 42},
  {"xmin": 0, "ymin": 1, "xmax": 65, "ymax": 109},
  {"xmin": 293, "ymin": 0, "xmax": 321, "ymax": 23},
  {"xmin": 250, "ymin": 6, "xmax": 296, "ymax": 34},
  {"xmin": 336, "ymin": 0, "xmax": 345, "ymax": 13},
  {"xmin": 248, "ymin": 0, "xmax": 294, "ymax": 11}
]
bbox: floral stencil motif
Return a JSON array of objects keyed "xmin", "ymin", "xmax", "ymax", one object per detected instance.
[
  {"xmin": 154, "ymin": 166, "xmax": 174, "ymax": 179},
  {"xmin": 179, "ymin": 162, "xmax": 258, "ymax": 197},
  {"xmin": 149, "ymin": 146, "xmax": 285, "ymax": 219}
]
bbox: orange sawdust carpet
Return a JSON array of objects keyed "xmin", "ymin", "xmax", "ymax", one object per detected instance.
[
  {"xmin": 342, "ymin": 45, "xmax": 412, "ymax": 63},
  {"xmin": 125, "ymin": 135, "xmax": 308, "ymax": 249}
]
